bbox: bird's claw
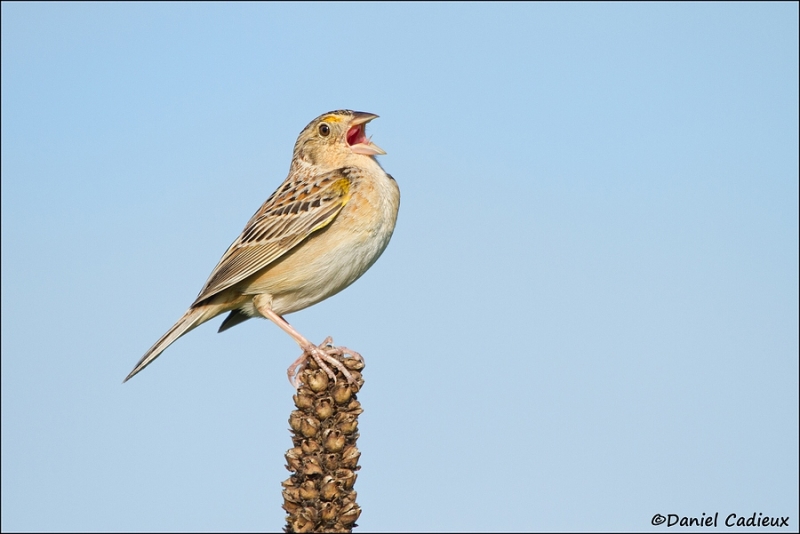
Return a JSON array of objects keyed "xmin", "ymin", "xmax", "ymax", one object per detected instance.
[{"xmin": 287, "ymin": 337, "xmax": 363, "ymax": 389}]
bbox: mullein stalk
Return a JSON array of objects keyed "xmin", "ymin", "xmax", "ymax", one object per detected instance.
[{"xmin": 282, "ymin": 355, "xmax": 364, "ymax": 533}]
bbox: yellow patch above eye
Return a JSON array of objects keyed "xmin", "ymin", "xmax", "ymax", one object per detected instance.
[{"xmin": 321, "ymin": 115, "xmax": 344, "ymax": 123}]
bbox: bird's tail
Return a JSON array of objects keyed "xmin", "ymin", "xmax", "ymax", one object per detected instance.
[{"xmin": 124, "ymin": 306, "xmax": 208, "ymax": 382}]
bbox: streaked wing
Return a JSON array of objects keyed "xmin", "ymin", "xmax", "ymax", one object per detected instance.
[{"xmin": 192, "ymin": 168, "xmax": 353, "ymax": 305}]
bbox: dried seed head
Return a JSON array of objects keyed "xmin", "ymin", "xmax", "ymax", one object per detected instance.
[
  {"xmin": 343, "ymin": 358, "xmax": 364, "ymax": 371},
  {"xmin": 299, "ymin": 480, "xmax": 319, "ymax": 501},
  {"xmin": 347, "ymin": 370, "xmax": 363, "ymax": 387},
  {"xmin": 285, "ymin": 447, "xmax": 303, "ymax": 471},
  {"xmin": 323, "ymin": 429, "xmax": 346, "ymax": 452},
  {"xmin": 319, "ymin": 475, "xmax": 341, "ymax": 501},
  {"xmin": 293, "ymin": 392, "xmax": 315, "ymax": 410},
  {"xmin": 339, "ymin": 502, "xmax": 361, "ymax": 526},
  {"xmin": 283, "ymin": 351, "xmax": 364, "ymax": 532},
  {"xmin": 289, "ymin": 507, "xmax": 318, "ymax": 533},
  {"xmin": 300, "ymin": 439, "xmax": 322, "ymax": 455},
  {"xmin": 335, "ymin": 468, "xmax": 357, "ymax": 490},
  {"xmin": 282, "ymin": 498, "xmax": 301, "ymax": 514},
  {"xmin": 314, "ymin": 397, "xmax": 334, "ymax": 420},
  {"xmin": 299, "ymin": 416, "xmax": 320, "ymax": 438},
  {"xmin": 322, "ymin": 453, "xmax": 339, "ymax": 471},
  {"xmin": 344, "ymin": 399, "xmax": 362, "ymax": 414},
  {"xmin": 332, "ymin": 382, "xmax": 352, "ymax": 404},
  {"xmin": 288, "ymin": 411, "xmax": 304, "ymax": 432},
  {"xmin": 340, "ymin": 445, "xmax": 361, "ymax": 469},
  {"xmin": 307, "ymin": 369, "xmax": 329, "ymax": 392},
  {"xmin": 282, "ymin": 484, "xmax": 301, "ymax": 504},
  {"xmin": 320, "ymin": 502, "xmax": 339, "ymax": 522},
  {"xmin": 301, "ymin": 456, "xmax": 323, "ymax": 477},
  {"xmin": 334, "ymin": 412, "xmax": 358, "ymax": 435},
  {"xmin": 290, "ymin": 519, "xmax": 312, "ymax": 533}
]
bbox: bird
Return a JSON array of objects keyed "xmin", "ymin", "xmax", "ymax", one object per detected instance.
[{"xmin": 124, "ymin": 110, "xmax": 400, "ymax": 386}]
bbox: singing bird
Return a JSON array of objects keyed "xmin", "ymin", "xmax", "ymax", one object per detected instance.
[{"xmin": 125, "ymin": 110, "xmax": 400, "ymax": 386}]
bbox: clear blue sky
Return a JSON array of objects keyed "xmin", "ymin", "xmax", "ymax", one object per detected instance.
[{"xmin": 2, "ymin": 3, "xmax": 798, "ymax": 532}]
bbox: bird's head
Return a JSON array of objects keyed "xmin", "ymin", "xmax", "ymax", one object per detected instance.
[{"xmin": 293, "ymin": 110, "xmax": 386, "ymax": 169}]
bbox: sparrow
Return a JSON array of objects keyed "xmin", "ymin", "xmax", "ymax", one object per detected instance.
[{"xmin": 124, "ymin": 110, "xmax": 400, "ymax": 386}]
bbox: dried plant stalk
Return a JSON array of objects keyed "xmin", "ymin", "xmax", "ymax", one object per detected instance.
[{"xmin": 282, "ymin": 355, "xmax": 364, "ymax": 533}]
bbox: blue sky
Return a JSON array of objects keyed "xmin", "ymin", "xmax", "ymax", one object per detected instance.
[{"xmin": 2, "ymin": 3, "xmax": 798, "ymax": 532}]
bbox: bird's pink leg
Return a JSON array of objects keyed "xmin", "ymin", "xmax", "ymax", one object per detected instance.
[{"xmin": 253, "ymin": 295, "xmax": 357, "ymax": 387}]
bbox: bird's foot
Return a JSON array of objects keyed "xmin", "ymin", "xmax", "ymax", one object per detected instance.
[{"xmin": 287, "ymin": 336, "xmax": 364, "ymax": 388}]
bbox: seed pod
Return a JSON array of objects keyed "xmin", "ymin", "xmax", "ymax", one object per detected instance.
[
  {"xmin": 314, "ymin": 397, "xmax": 334, "ymax": 420},
  {"xmin": 299, "ymin": 416, "xmax": 320, "ymax": 438},
  {"xmin": 282, "ymin": 484, "xmax": 301, "ymax": 504},
  {"xmin": 320, "ymin": 502, "xmax": 339, "ymax": 523},
  {"xmin": 335, "ymin": 468, "xmax": 357, "ymax": 490},
  {"xmin": 282, "ymin": 498, "xmax": 301, "ymax": 515},
  {"xmin": 339, "ymin": 502, "xmax": 361, "ymax": 526},
  {"xmin": 340, "ymin": 445, "xmax": 360, "ymax": 469},
  {"xmin": 307, "ymin": 369, "xmax": 329, "ymax": 392},
  {"xmin": 288, "ymin": 411, "xmax": 304, "ymax": 432},
  {"xmin": 293, "ymin": 392, "xmax": 315, "ymax": 411},
  {"xmin": 300, "ymin": 439, "xmax": 322, "ymax": 455},
  {"xmin": 322, "ymin": 453, "xmax": 339, "ymax": 471},
  {"xmin": 323, "ymin": 429, "xmax": 346, "ymax": 453},
  {"xmin": 319, "ymin": 476, "xmax": 341, "ymax": 501},
  {"xmin": 344, "ymin": 400, "xmax": 362, "ymax": 414},
  {"xmin": 332, "ymin": 382, "xmax": 352, "ymax": 404},
  {"xmin": 342, "ymin": 358, "xmax": 364, "ymax": 371},
  {"xmin": 289, "ymin": 507, "xmax": 317, "ymax": 533},
  {"xmin": 334, "ymin": 412, "xmax": 358, "ymax": 435},
  {"xmin": 301, "ymin": 456, "xmax": 323, "ymax": 477},
  {"xmin": 298, "ymin": 480, "xmax": 319, "ymax": 501},
  {"xmin": 285, "ymin": 447, "xmax": 303, "ymax": 471}
]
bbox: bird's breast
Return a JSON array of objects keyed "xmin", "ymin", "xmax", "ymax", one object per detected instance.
[{"xmin": 242, "ymin": 163, "xmax": 399, "ymax": 316}]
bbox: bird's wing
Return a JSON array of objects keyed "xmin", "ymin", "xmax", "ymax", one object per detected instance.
[{"xmin": 192, "ymin": 168, "xmax": 353, "ymax": 305}]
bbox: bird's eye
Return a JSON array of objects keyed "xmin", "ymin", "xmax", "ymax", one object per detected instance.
[{"xmin": 319, "ymin": 123, "xmax": 330, "ymax": 136}]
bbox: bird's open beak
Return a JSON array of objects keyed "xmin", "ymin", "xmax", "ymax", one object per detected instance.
[{"xmin": 347, "ymin": 112, "xmax": 386, "ymax": 156}]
